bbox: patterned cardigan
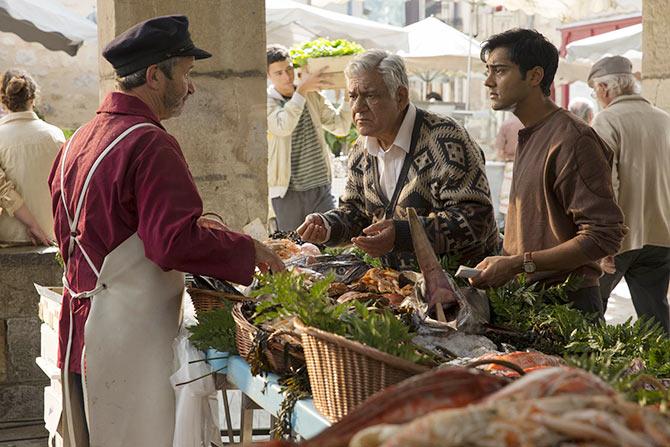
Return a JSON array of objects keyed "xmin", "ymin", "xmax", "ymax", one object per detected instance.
[{"xmin": 322, "ymin": 108, "xmax": 500, "ymax": 270}]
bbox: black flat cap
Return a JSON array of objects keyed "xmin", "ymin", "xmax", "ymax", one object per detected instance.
[{"xmin": 103, "ymin": 15, "xmax": 211, "ymax": 77}]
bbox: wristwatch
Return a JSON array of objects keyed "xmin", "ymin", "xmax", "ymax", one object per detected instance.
[{"xmin": 523, "ymin": 252, "xmax": 536, "ymax": 274}]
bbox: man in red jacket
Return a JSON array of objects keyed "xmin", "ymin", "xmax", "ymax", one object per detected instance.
[{"xmin": 49, "ymin": 15, "xmax": 283, "ymax": 447}]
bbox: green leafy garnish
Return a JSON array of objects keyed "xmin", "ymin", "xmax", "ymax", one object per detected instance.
[
  {"xmin": 188, "ymin": 306, "xmax": 238, "ymax": 354},
  {"xmin": 290, "ymin": 38, "xmax": 364, "ymax": 68}
]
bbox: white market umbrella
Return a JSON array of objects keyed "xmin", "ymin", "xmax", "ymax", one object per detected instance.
[
  {"xmin": 400, "ymin": 17, "xmax": 483, "ymax": 73},
  {"xmin": 482, "ymin": 0, "xmax": 641, "ymax": 21},
  {"xmin": 566, "ymin": 23, "xmax": 642, "ymax": 71},
  {"xmin": 0, "ymin": 0, "xmax": 96, "ymax": 56},
  {"xmin": 265, "ymin": 0, "xmax": 409, "ymax": 52}
]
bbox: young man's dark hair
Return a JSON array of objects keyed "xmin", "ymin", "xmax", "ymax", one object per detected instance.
[
  {"xmin": 480, "ymin": 28, "xmax": 558, "ymax": 96},
  {"xmin": 266, "ymin": 44, "xmax": 291, "ymax": 66}
]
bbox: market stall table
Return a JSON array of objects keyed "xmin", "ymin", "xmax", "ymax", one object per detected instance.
[{"xmin": 207, "ymin": 352, "xmax": 331, "ymax": 444}]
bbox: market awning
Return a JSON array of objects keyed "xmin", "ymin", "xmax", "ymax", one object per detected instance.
[
  {"xmin": 266, "ymin": 0, "xmax": 409, "ymax": 52},
  {"xmin": 482, "ymin": 0, "xmax": 641, "ymax": 21},
  {"xmin": 566, "ymin": 23, "xmax": 642, "ymax": 71},
  {"xmin": 399, "ymin": 17, "xmax": 483, "ymax": 74},
  {"xmin": 0, "ymin": 0, "xmax": 97, "ymax": 56}
]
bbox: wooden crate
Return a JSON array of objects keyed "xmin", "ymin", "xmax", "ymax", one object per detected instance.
[{"xmin": 304, "ymin": 55, "xmax": 357, "ymax": 90}]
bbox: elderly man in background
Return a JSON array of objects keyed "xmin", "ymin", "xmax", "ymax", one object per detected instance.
[
  {"xmin": 568, "ymin": 97, "xmax": 595, "ymax": 124},
  {"xmin": 298, "ymin": 50, "xmax": 499, "ymax": 270},
  {"xmin": 590, "ymin": 56, "xmax": 670, "ymax": 334}
]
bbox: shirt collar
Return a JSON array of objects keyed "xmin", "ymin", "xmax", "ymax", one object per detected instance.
[
  {"xmin": 608, "ymin": 94, "xmax": 649, "ymax": 107},
  {"xmin": 97, "ymin": 92, "xmax": 164, "ymax": 127},
  {"xmin": 366, "ymin": 103, "xmax": 416, "ymax": 157},
  {"xmin": 0, "ymin": 110, "xmax": 39, "ymax": 125}
]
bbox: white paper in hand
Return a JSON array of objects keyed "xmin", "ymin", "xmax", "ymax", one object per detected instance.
[{"xmin": 455, "ymin": 265, "xmax": 482, "ymax": 279}]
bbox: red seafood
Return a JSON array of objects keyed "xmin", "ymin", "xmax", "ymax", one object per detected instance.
[
  {"xmin": 471, "ymin": 351, "xmax": 566, "ymax": 377},
  {"xmin": 484, "ymin": 366, "xmax": 617, "ymax": 403},
  {"xmin": 295, "ymin": 367, "xmax": 508, "ymax": 447}
]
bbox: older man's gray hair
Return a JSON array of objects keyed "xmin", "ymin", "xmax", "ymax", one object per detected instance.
[
  {"xmin": 344, "ymin": 49, "xmax": 409, "ymax": 100},
  {"xmin": 591, "ymin": 73, "xmax": 641, "ymax": 98},
  {"xmin": 568, "ymin": 97, "xmax": 595, "ymax": 123}
]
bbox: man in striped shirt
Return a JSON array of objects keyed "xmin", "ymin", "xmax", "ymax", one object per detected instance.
[{"xmin": 267, "ymin": 44, "xmax": 352, "ymax": 231}]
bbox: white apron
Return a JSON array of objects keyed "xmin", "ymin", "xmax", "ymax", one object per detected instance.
[{"xmin": 58, "ymin": 123, "xmax": 185, "ymax": 447}]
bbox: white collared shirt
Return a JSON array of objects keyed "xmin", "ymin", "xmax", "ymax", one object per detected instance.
[{"xmin": 365, "ymin": 104, "xmax": 417, "ymax": 200}]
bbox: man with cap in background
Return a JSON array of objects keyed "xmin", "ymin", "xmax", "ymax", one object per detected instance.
[
  {"xmin": 589, "ymin": 55, "xmax": 670, "ymax": 334},
  {"xmin": 49, "ymin": 15, "xmax": 284, "ymax": 446}
]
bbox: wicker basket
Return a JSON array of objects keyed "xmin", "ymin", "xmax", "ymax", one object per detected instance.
[
  {"xmin": 294, "ymin": 319, "xmax": 430, "ymax": 422},
  {"xmin": 187, "ymin": 287, "xmax": 246, "ymax": 317},
  {"xmin": 232, "ymin": 302, "xmax": 304, "ymax": 375}
]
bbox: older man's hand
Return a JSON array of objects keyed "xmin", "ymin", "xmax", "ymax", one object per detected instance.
[
  {"xmin": 352, "ymin": 219, "xmax": 395, "ymax": 258},
  {"xmin": 469, "ymin": 255, "xmax": 521, "ymax": 289},
  {"xmin": 297, "ymin": 214, "xmax": 328, "ymax": 244}
]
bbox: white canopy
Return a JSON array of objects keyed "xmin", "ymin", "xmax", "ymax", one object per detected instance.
[
  {"xmin": 566, "ymin": 23, "xmax": 642, "ymax": 71},
  {"xmin": 399, "ymin": 17, "xmax": 483, "ymax": 73},
  {"xmin": 483, "ymin": 0, "xmax": 641, "ymax": 21},
  {"xmin": 0, "ymin": 0, "xmax": 96, "ymax": 56},
  {"xmin": 265, "ymin": 0, "xmax": 408, "ymax": 52}
]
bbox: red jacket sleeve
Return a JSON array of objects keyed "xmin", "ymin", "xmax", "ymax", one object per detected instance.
[{"xmin": 131, "ymin": 131, "xmax": 256, "ymax": 285}]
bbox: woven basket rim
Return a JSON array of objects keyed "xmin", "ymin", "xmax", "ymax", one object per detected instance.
[
  {"xmin": 187, "ymin": 287, "xmax": 248, "ymax": 302},
  {"xmin": 294, "ymin": 319, "xmax": 429, "ymax": 374}
]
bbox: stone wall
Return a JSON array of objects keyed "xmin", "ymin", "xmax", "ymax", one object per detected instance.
[
  {"xmin": 97, "ymin": 0, "xmax": 269, "ymax": 230},
  {"xmin": 0, "ymin": 246, "xmax": 61, "ymax": 421},
  {"xmin": 642, "ymin": 0, "xmax": 670, "ymax": 112},
  {"xmin": 0, "ymin": 0, "xmax": 98, "ymax": 129}
]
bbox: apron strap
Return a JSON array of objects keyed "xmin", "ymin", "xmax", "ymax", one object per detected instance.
[{"xmin": 59, "ymin": 122, "xmax": 158, "ymax": 284}]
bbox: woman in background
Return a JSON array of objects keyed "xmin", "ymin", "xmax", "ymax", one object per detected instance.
[{"xmin": 0, "ymin": 69, "xmax": 64, "ymax": 246}]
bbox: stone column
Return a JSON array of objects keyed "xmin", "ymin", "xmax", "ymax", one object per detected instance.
[
  {"xmin": 642, "ymin": 0, "xmax": 670, "ymax": 112},
  {"xmin": 96, "ymin": 0, "xmax": 269, "ymax": 230}
]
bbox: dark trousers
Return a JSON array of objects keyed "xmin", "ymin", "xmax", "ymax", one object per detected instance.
[
  {"xmin": 567, "ymin": 286, "xmax": 604, "ymax": 321},
  {"xmin": 599, "ymin": 245, "xmax": 670, "ymax": 334},
  {"xmin": 271, "ymin": 184, "xmax": 335, "ymax": 232}
]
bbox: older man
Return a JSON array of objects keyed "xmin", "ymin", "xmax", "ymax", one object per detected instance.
[
  {"xmin": 298, "ymin": 50, "xmax": 498, "ymax": 270},
  {"xmin": 590, "ymin": 56, "xmax": 670, "ymax": 333},
  {"xmin": 471, "ymin": 29, "xmax": 626, "ymax": 317}
]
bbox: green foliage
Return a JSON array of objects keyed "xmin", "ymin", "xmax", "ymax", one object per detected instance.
[
  {"xmin": 488, "ymin": 275, "xmax": 670, "ymax": 406},
  {"xmin": 324, "ymin": 124, "xmax": 359, "ymax": 156},
  {"xmin": 61, "ymin": 128, "xmax": 75, "ymax": 140},
  {"xmin": 290, "ymin": 38, "xmax": 364, "ymax": 68},
  {"xmin": 188, "ymin": 306, "xmax": 238, "ymax": 354},
  {"xmin": 252, "ymin": 271, "xmax": 424, "ymax": 363},
  {"xmin": 322, "ymin": 246, "xmax": 383, "ymax": 269}
]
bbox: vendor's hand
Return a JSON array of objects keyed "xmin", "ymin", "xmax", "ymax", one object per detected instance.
[
  {"xmin": 297, "ymin": 214, "xmax": 328, "ymax": 244},
  {"xmin": 469, "ymin": 255, "xmax": 521, "ymax": 289},
  {"xmin": 600, "ymin": 255, "xmax": 616, "ymax": 275},
  {"xmin": 296, "ymin": 66, "xmax": 333, "ymax": 95},
  {"xmin": 26, "ymin": 223, "xmax": 53, "ymax": 246},
  {"xmin": 253, "ymin": 239, "xmax": 286, "ymax": 274},
  {"xmin": 197, "ymin": 216, "xmax": 231, "ymax": 232},
  {"xmin": 351, "ymin": 219, "xmax": 395, "ymax": 258}
]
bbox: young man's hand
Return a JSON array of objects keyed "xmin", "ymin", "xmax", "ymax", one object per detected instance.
[
  {"xmin": 297, "ymin": 214, "xmax": 328, "ymax": 244},
  {"xmin": 296, "ymin": 66, "xmax": 334, "ymax": 95},
  {"xmin": 469, "ymin": 255, "xmax": 522, "ymax": 289},
  {"xmin": 351, "ymin": 219, "xmax": 395, "ymax": 258}
]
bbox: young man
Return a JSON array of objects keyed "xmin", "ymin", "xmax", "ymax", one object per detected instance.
[
  {"xmin": 266, "ymin": 44, "xmax": 352, "ymax": 231},
  {"xmin": 50, "ymin": 16, "xmax": 283, "ymax": 446},
  {"xmin": 471, "ymin": 29, "xmax": 626, "ymax": 317},
  {"xmin": 590, "ymin": 56, "xmax": 670, "ymax": 333},
  {"xmin": 298, "ymin": 50, "xmax": 498, "ymax": 270}
]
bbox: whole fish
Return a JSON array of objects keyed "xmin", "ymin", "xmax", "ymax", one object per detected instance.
[{"xmin": 407, "ymin": 208, "xmax": 489, "ymax": 332}]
